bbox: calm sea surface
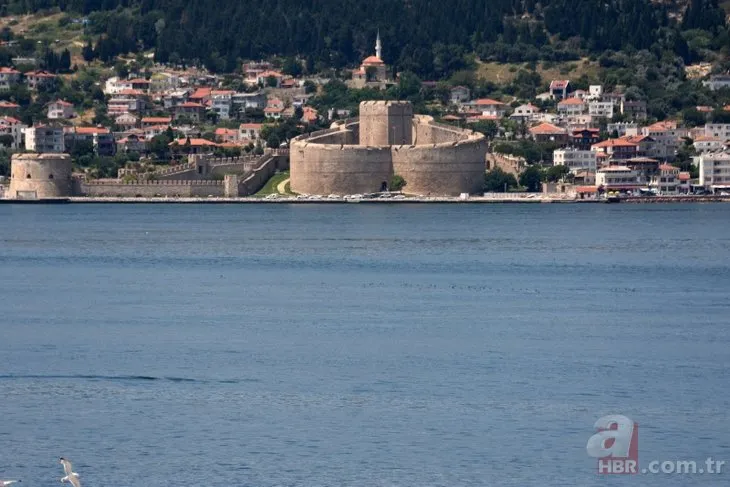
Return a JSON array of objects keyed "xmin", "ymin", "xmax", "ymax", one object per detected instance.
[{"xmin": 1, "ymin": 203, "xmax": 729, "ymax": 486}]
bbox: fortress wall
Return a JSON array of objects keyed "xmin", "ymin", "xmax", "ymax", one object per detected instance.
[
  {"xmin": 8, "ymin": 153, "xmax": 73, "ymax": 199},
  {"xmin": 359, "ymin": 101, "xmax": 413, "ymax": 146},
  {"xmin": 291, "ymin": 143, "xmax": 392, "ymax": 195},
  {"xmin": 392, "ymin": 138, "xmax": 488, "ymax": 196},
  {"xmin": 79, "ymin": 179, "xmax": 225, "ymax": 197},
  {"xmin": 238, "ymin": 154, "xmax": 288, "ymax": 196},
  {"xmin": 413, "ymin": 116, "xmax": 470, "ymax": 145}
]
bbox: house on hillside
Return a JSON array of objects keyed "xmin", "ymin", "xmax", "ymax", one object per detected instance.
[
  {"xmin": 0, "ymin": 116, "xmax": 27, "ymax": 149},
  {"xmin": 64, "ymin": 126, "xmax": 115, "ymax": 156},
  {"xmin": 549, "ymin": 80, "xmax": 571, "ymax": 100},
  {"xmin": 450, "ymin": 86, "xmax": 471, "ymax": 105},
  {"xmin": 703, "ymin": 74, "xmax": 730, "ymax": 91},
  {"xmin": 591, "ymin": 138, "xmax": 638, "ymax": 162},
  {"xmin": 25, "ymin": 70, "xmax": 57, "ymax": 90},
  {"xmin": 172, "ymin": 102, "xmax": 206, "ymax": 123},
  {"xmin": 510, "ymin": 104, "xmax": 540, "ymax": 121},
  {"xmin": 47, "ymin": 99, "xmax": 74, "ymax": 120},
  {"xmin": 620, "ymin": 100, "xmax": 648, "ymax": 121},
  {"xmin": 0, "ymin": 67, "xmax": 21, "ymax": 91},
  {"xmin": 529, "ymin": 122, "xmax": 568, "ymax": 144},
  {"xmin": 557, "ymin": 97, "xmax": 585, "ymax": 117},
  {"xmin": 239, "ymin": 123, "xmax": 263, "ymax": 142},
  {"xmin": 115, "ymin": 113, "xmax": 139, "ymax": 131},
  {"xmin": 466, "ymin": 99, "xmax": 507, "ymax": 118}
]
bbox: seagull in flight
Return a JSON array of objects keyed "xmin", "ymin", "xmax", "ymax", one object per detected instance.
[
  {"xmin": 59, "ymin": 458, "xmax": 81, "ymax": 487},
  {"xmin": 1, "ymin": 481, "xmax": 21, "ymax": 486}
]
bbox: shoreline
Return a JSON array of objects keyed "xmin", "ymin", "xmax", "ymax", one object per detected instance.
[{"xmin": 2, "ymin": 195, "xmax": 730, "ymax": 204}]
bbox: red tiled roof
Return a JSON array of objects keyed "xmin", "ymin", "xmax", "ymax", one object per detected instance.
[
  {"xmin": 73, "ymin": 126, "xmax": 110, "ymax": 135},
  {"xmin": 644, "ymin": 121, "xmax": 677, "ymax": 131},
  {"xmin": 169, "ymin": 138, "xmax": 218, "ymax": 147},
  {"xmin": 550, "ymin": 80, "xmax": 570, "ymax": 89},
  {"xmin": 26, "ymin": 70, "xmax": 56, "ymax": 78},
  {"xmin": 51, "ymin": 99, "xmax": 73, "ymax": 107},
  {"xmin": 239, "ymin": 123, "xmax": 263, "ymax": 130},
  {"xmin": 362, "ymin": 56, "xmax": 384, "ymax": 65},
  {"xmin": 176, "ymin": 102, "xmax": 205, "ymax": 108},
  {"xmin": 473, "ymin": 98, "xmax": 505, "ymax": 106},
  {"xmin": 215, "ymin": 128, "xmax": 238, "ymax": 136},
  {"xmin": 529, "ymin": 122, "xmax": 566, "ymax": 135},
  {"xmin": 592, "ymin": 138, "xmax": 638, "ymax": 148},
  {"xmin": 189, "ymin": 88, "xmax": 211, "ymax": 99},
  {"xmin": 0, "ymin": 116, "xmax": 21, "ymax": 124},
  {"xmin": 0, "ymin": 101, "xmax": 19, "ymax": 108},
  {"xmin": 141, "ymin": 117, "xmax": 172, "ymax": 123},
  {"xmin": 576, "ymin": 186, "xmax": 598, "ymax": 193},
  {"xmin": 0, "ymin": 67, "xmax": 20, "ymax": 74},
  {"xmin": 558, "ymin": 97, "xmax": 585, "ymax": 106},
  {"xmin": 658, "ymin": 164, "xmax": 679, "ymax": 172},
  {"xmin": 679, "ymin": 172, "xmax": 691, "ymax": 181}
]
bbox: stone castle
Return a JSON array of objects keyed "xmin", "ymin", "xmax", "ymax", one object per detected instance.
[
  {"xmin": 290, "ymin": 101, "xmax": 488, "ymax": 196},
  {"xmin": 4, "ymin": 150, "xmax": 289, "ymax": 199}
]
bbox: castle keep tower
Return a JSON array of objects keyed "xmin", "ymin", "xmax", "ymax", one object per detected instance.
[
  {"xmin": 359, "ymin": 101, "xmax": 413, "ymax": 147},
  {"xmin": 8, "ymin": 153, "xmax": 72, "ymax": 199}
]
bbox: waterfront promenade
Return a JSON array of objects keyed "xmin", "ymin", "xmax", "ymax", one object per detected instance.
[{"xmin": 1, "ymin": 194, "xmax": 727, "ymax": 204}]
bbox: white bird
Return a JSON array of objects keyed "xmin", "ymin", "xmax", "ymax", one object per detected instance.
[
  {"xmin": 1, "ymin": 481, "xmax": 21, "ymax": 486},
  {"xmin": 59, "ymin": 458, "xmax": 81, "ymax": 487}
]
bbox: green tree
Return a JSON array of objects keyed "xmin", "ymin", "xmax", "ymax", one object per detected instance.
[
  {"xmin": 544, "ymin": 165, "xmax": 570, "ymax": 183},
  {"xmin": 282, "ymin": 57, "xmax": 303, "ymax": 77},
  {"xmin": 484, "ymin": 167, "xmax": 518, "ymax": 192},
  {"xmin": 390, "ymin": 174, "xmax": 406, "ymax": 191},
  {"xmin": 519, "ymin": 165, "xmax": 543, "ymax": 192}
]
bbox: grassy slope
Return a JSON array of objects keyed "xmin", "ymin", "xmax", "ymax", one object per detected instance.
[
  {"xmin": 476, "ymin": 58, "xmax": 601, "ymax": 86},
  {"xmin": 254, "ymin": 171, "xmax": 290, "ymax": 196}
]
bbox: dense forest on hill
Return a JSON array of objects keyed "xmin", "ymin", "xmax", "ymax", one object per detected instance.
[{"xmin": 1, "ymin": 0, "xmax": 728, "ymax": 77}]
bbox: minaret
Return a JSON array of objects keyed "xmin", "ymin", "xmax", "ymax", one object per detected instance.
[{"xmin": 375, "ymin": 30, "xmax": 382, "ymax": 60}]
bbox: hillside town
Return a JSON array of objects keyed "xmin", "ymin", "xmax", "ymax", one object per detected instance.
[{"xmin": 2, "ymin": 31, "xmax": 730, "ymax": 199}]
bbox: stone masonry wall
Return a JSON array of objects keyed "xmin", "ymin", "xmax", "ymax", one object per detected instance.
[
  {"xmin": 359, "ymin": 101, "xmax": 413, "ymax": 147},
  {"xmin": 8, "ymin": 153, "xmax": 73, "ymax": 199}
]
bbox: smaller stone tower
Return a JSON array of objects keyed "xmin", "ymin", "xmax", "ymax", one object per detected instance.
[
  {"xmin": 7, "ymin": 153, "xmax": 73, "ymax": 199},
  {"xmin": 359, "ymin": 101, "xmax": 414, "ymax": 147}
]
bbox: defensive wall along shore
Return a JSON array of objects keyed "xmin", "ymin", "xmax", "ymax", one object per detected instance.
[
  {"xmin": 290, "ymin": 101, "xmax": 488, "ymax": 196},
  {"xmin": 3, "ymin": 151, "xmax": 289, "ymax": 200}
]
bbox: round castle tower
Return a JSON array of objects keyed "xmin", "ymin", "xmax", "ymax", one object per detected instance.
[
  {"xmin": 290, "ymin": 100, "xmax": 487, "ymax": 196},
  {"xmin": 8, "ymin": 153, "xmax": 73, "ymax": 199}
]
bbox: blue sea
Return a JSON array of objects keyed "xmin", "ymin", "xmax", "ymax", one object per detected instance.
[{"xmin": 0, "ymin": 203, "xmax": 729, "ymax": 486}]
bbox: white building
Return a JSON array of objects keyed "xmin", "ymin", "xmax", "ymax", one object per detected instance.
[
  {"xmin": 702, "ymin": 75, "xmax": 730, "ymax": 91},
  {"xmin": 553, "ymin": 148, "xmax": 598, "ymax": 173},
  {"xmin": 588, "ymin": 101, "xmax": 614, "ymax": 119},
  {"xmin": 211, "ymin": 90, "xmax": 233, "ymax": 120},
  {"xmin": 47, "ymin": 99, "xmax": 74, "ymax": 120},
  {"xmin": 693, "ymin": 136, "xmax": 724, "ymax": 153},
  {"xmin": 641, "ymin": 121, "xmax": 686, "ymax": 161},
  {"xmin": 703, "ymin": 124, "xmax": 730, "ymax": 140},
  {"xmin": 608, "ymin": 122, "xmax": 639, "ymax": 137},
  {"xmin": 698, "ymin": 151, "xmax": 730, "ymax": 191},
  {"xmin": 650, "ymin": 164, "xmax": 681, "ymax": 195},
  {"xmin": 587, "ymin": 85, "xmax": 603, "ymax": 100},
  {"xmin": 239, "ymin": 123, "xmax": 263, "ymax": 142},
  {"xmin": 510, "ymin": 104, "xmax": 539, "ymax": 121},
  {"xmin": 0, "ymin": 116, "xmax": 27, "ymax": 149},
  {"xmin": 557, "ymin": 97, "xmax": 586, "ymax": 116},
  {"xmin": 23, "ymin": 125, "xmax": 65, "ymax": 153},
  {"xmin": 596, "ymin": 166, "xmax": 641, "ymax": 191},
  {"xmin": 0, "ymin": 67, "xmax": 21, "ymax": 91}
]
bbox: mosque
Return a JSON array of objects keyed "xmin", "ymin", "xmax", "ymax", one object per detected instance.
[{"xmin": 350, "ymin": 32, "xmax": 393, "ymax": 89}]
